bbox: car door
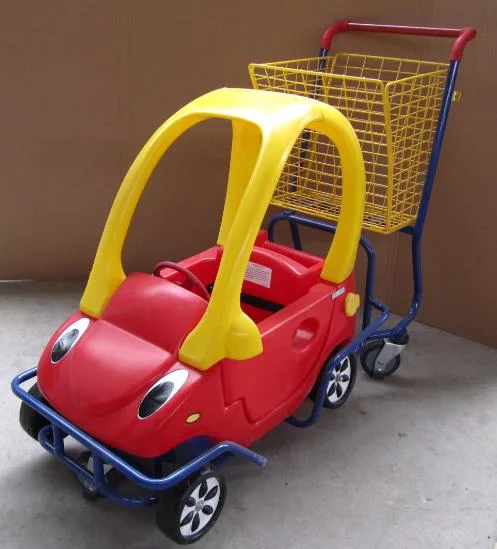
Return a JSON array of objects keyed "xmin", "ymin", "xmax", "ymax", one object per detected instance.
[{"xmin": 221, "ymin": 283, "xmax": 335, "ymax": 423}]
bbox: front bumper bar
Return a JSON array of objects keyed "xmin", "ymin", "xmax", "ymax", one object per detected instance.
[{"xmin": 12, "ymin": 367, "xmax": 267, "ymax": 507}]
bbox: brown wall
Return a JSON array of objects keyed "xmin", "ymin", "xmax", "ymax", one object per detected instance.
[{"xmin": 1, "ymin": 1, "xmax": 496, "ymax": 347}]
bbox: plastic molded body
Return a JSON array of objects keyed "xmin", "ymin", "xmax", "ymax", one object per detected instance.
[
  {"xmin": 12, "ymin": 86, "xmax": 378, "ymax": 516},
  {"xmin": 38, "ymin": 231, "xmax": 355, "ymax": 458}
]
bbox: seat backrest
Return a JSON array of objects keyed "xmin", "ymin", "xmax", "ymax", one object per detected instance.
[{"xmin": 241, "ymin": 246, "xmax": 315, "ymax": 305}]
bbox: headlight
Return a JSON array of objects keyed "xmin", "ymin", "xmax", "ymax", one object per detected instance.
[
  {"xmin": 51, "ymin": 317, "xmax": 90, "ymax": 364},
  {"xmin": 138, "ymin": 369, "xmax": 189, "ymax": 419}
]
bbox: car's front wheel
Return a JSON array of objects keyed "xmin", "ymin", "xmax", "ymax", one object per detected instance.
[
  {"xmin": 19, "ymin": 383, "xmax": 50, "ymax": 440},
  {"xmin": 156, "ymin": 467, "xmax": 226, "ymax": 544}
]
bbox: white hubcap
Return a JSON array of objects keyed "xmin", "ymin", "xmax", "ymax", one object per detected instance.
[
  {"xmin": 179, "ymin": 476, "xmax": 221, "ymax": 538},
  {"xmin": 327, "ymin": 356, "xmax": 351, "ymax": 404}
]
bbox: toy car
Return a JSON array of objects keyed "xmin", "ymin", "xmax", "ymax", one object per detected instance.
[{"xmin": 12, "ymin": 88, "xmax": 386, "ymax": 544}]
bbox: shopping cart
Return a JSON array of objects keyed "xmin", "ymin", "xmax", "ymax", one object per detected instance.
[{"xmin": 250, "ymin": 21, "xmax": 476, "ymax": 378}]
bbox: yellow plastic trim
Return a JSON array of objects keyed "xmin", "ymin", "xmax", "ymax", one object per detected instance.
[
  {"xmin": 311, "ymin": 112, "xmax": 365, "ymax": 284},
  {"xmin": 217, "ymin": 119, "xmax": 261, "ymax": 246},
  {"xmin": 186, "ymin": 413, "xmax": 201, "ymax": 424},
  {"xmin": 344, "ymin": 293, "xmax": 360, "ymax": 317},
  {"xmin": 80, "ymin": 88, "xmax": 365, "ymax": 371}
]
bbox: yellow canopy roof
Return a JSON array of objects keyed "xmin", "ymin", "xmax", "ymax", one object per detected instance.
[{"xmin": 80, "ymin": 88, "xmax": 365, "ymax": 370}]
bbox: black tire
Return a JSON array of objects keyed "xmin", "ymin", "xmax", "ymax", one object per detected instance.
[
  {"xmin": 19, "ymin": 383, "xmax": 50, "ymax": 440},
  {"xmin": 156, "ymin": 468, "xmax": 226, "ymax": 545},
  {"xmin": 310, "ymin": 354, "xmax": 357, "ymax": 409},
  {"xmin": 360, "ymin": 340, "xmax": 401, "ymax": 380},
  {"xmin": 74, "ymin": 451, "xmax": 120, "ymax": 501}
]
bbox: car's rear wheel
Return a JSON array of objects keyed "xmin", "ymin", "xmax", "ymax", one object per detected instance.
[
  {"xmin": 323, "ymin": 354, "xmax": 357, "ymax": 408},
  {"xmin": 310, "ymin": 354, "xmax": 357, "ymax": 409},
  {"xmin": 19, "ymin": 383, "xmax": 50, "ymax": 440},
  {"xmin": 156, "ymin": 467, "xmax": 226, "ymax": 544}
]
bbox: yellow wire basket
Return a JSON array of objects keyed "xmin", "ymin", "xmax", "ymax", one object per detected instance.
[{"xmin": 249, "ymin": 53, "xmax": 450, "ymax": 234}]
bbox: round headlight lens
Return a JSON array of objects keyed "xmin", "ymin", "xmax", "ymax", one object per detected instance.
[
  {"xmin": 138, "ymin": 369, "xmax": 188, "ymax": 419},
  {"xmin": 50, "ymin": 317, "xmax": 90, "ymax": 364}
]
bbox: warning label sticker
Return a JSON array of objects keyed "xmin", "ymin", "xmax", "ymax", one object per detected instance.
[
  {"xmin": 331, "ymin": 287, "xmax": 345, "ymax": 300},
  {"xmin": 244, "ymin": 262, "xmax": 272, "ymax": 288}
]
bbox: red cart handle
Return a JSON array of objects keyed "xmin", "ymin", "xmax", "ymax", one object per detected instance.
[{"xmin": 321, "ymin": 20, "xmax": 476, "ymax": 61}]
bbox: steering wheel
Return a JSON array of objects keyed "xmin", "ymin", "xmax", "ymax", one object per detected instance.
[{"xmin": 153, "ymin": 261, "xmax": 210, "ymax": 301}]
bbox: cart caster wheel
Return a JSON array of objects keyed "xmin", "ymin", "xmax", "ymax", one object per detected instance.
[
  {"xmin": 360, "ymin": 339, "xmax": 405, "ymax": 380},
  {"xmin": 310, "ymin": 354, "xmax": 357, "ymax": 409},
  {"xmin": 74, "ymin": 451, "xmax": 120, "ymax": 501},
  {"xmin": 19, "ymin": 383, "xmax": 50, "ymax": 440},
  {"xmin": 156, "ymin": 468, "xmax": 226, "ymax": 545}
]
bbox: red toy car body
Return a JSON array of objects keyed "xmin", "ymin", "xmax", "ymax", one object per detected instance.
[
  {"xmin": 38, "ymin": 231, "xmax": 356, "ymax": 458},
  {"xmin": 13, "ymin": 88, "xmax": 374, "ymax": 544}
]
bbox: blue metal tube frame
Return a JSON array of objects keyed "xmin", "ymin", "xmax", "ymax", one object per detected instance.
[{"xmin": 11, "ymin": 368, "xmax": 267, "ymax": 508}]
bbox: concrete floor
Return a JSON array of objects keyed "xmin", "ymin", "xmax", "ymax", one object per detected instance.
[{"xmin": 1, "ymin": 282, "xmax": 497, "ymax": 549}]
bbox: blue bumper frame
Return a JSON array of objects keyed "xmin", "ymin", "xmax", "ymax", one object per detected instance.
[{"xmin": 11, "ymin": 367, "xmax": 267, "ymax": 508}]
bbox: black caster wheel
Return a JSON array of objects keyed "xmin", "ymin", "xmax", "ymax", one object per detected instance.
[
  {"xmin": 310, "ymin": 354, "xmax": 357, "ymax": 409},
  {"xmin": 74, "ymin": 451, "xmax": 120, "ymax": 501},
  {"xmin": 360, "ymin": 339, "xmax": 404, "ymax": 380},
  {"xmin": 19, "ymin": 383, "xmax": 50, "ymax": 440},
  {"xmin": 156, "ymin": 467, "xmax": 226, "ymax": 545}
]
